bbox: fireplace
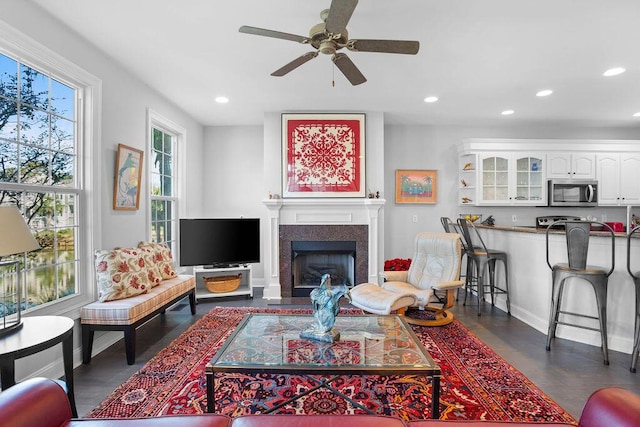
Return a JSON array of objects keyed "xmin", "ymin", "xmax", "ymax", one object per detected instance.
[
  {"xmin": 291, "ymin": 240, "xmax": 356, "ymax": 297},
  {"xmin": 279, "ymin": 224, "xmax": 368, "ymax": 298},
  {"xmin": 262, "ymin": 198, "xmax": 384, "ymax": 300}
]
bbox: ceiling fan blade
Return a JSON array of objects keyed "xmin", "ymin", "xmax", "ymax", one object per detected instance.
[
  {"xmin": 348, "ymin": 39, "xmax": 420, "ymax": 55},
  {"xmin": 271, "ymin": 52, "xmax": 319, "ymax": 77},
  {"xmin": 239, "ymin": 26, "xmax": 309, "ymax": 44},
  {"xmin": 332, "ymin": 53, "xmax": 366, "ymax": 85},
  {"xmin": 325, "ymin": 0, "xmax": 359, "ymax": 34}
]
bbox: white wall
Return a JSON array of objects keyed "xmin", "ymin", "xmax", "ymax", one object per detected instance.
[
  {"xmin": 203, "ymin": 125, "xmax": 264, "ymax": 215},
  {"xmin": 202, "ymin": 125, "xmax": 264, "ymax": 278}
]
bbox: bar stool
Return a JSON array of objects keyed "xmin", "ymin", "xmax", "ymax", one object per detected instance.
[
  {"xmin": 545, "ymin": 220, "xmax": 614, "ymax": 365},
  {"xmin": 457, "ymin": 218, "xmax": 510, "ymax": 316},
  {"xmin": 441, "ymin": 217, "xmax": 473, "ymax": 301},
  {"xmin": 440, "ymin": 216, "xmax": 454, "ymax": 233},
  {"xmin": 627, "ymin": 226, "xmax": 640, "ymax": 372}
]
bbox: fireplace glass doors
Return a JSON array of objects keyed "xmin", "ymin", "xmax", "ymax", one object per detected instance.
[{"xmin": 291, "ymin": 241, "xmax": 356, "ymax": 297}]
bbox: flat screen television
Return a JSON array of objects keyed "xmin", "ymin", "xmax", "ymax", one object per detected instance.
[{"xmin": 179, "ymin": 218, "xmax": 260, "ymax": 267}]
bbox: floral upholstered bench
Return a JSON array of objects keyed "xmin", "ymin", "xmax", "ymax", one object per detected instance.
[{"xmin": 81, "ymin": 242, "xmax": 195, "ymax": 365}]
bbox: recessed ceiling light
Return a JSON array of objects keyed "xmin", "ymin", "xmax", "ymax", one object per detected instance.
[
  {"xmin": 424, "ymin": 96, "xmax": 438, "ymax": 103},
  {"xmin": 215, "ymin": 96, "xmax": 229, "ymax": 104},
  {"xmin": 634, "ymin": 112, "xmax": 640, "ymax": 117},
  {"xmin": 603, "ymin": 67, "xmax": 626, "ymax": 77},
  {"xmin": 536, "ymin": 89, "xmax": 553, "ymax": 97},
  {"xmin": 501, "ymin": 110, "xmax": 515, "ymax": 116}
]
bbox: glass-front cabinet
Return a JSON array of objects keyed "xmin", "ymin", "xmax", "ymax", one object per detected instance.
[
  {"xmin": 480, "ymin": 154, "xmax": 509, "ymax": 202},
  {"xmin": 478, "ymin": 153, "xmax": 545, "ymax": 205}
]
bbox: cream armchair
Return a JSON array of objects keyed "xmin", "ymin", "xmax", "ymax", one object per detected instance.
[{"xmin": 351, "ymin": 232, "xmax": 464, "ymax": 326}]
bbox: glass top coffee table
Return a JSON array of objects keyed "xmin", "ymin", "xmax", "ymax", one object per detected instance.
[{"xmin": 205, "ymin": 313, "xmax": 441, "ymax": 418}]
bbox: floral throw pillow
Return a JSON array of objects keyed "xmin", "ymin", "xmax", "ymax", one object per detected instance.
[
  {"xmin": 95, "ymin": 247, "xmax": 151, "ymax": 302},
  {"xmin": 139, "ymin": 248, "xmax": 163, "ymax": 287},
  {"xmin": 138, "ymin": 242, "xmax": 178, "ymax": 280}
]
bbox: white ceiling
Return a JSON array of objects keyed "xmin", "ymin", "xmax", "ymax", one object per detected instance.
[{"xmin": 30, "ymin": 0, "xmax": 640, "ymax": 128}]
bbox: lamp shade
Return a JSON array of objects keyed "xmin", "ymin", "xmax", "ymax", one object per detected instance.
[{"xmin": 0, "ymin": 206, "xmax": 40, "ymax": 257}]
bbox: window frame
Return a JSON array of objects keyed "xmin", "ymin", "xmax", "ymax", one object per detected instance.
[
  {"xmin": 146, "ymin": 109, "xmax": 186, "ymax": 260},
  {"xmin": 0, "ymin": 21, "xmax": 102, "ymax": 318}
]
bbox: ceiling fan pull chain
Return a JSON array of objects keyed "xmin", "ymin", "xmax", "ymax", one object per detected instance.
[{"xmin": 332, "ymin": 62, "xmax": 335, "ymax": 87}]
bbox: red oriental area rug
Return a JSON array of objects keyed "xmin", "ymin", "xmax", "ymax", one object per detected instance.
[{"xmin": 86, "ymin": 307, "xmax": 576, "ymax": 423}]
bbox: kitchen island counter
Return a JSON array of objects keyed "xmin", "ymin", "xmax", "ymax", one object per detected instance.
[
  {"xmin": 469, "ymin": 224, "xmax": 637, "ymax": 357},
  {"xmin": 475, "ymin": 224, "xmax": 633, "ymax": 238}
]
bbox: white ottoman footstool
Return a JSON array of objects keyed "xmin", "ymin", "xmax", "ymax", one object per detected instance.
[{"xmin": 350, "ymin": 282, "xmax": 416, "ymax": 315}]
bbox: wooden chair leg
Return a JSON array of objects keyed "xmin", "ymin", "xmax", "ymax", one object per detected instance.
[
  {"xmin": 124, "ymin": 326, "xmax": 136, "ymax": 365},
  {"xmin": 81, "ymin": 325, "xmax": 94, "ymax": 364},
  {"xmin": 189, "ymin": 290, "xmax": 197, "ymax": 315}
]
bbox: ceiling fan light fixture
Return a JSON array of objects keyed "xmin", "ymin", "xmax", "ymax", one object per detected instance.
[
  {"xmin": 424, "ymin": 96, "xmax": 438, "ymax": 103},
  {"xmin": 603, "ymin": 67, "xmax": 626, "ymax": 77},
  {"xmin": 319, "ymin": 40, "xmax": 337, "ymax": 55},
  {"xmin": 536, "ymin": 89, "xmax": 553, "ymax": 97}
]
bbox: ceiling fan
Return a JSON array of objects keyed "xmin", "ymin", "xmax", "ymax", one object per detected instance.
[{"xmin": 239, "ymin": 0, "xmax": 420, "ymax": 85}]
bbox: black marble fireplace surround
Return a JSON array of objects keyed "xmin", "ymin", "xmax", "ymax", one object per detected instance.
[{"xmin": 279, "ymin": 225, "xmax": 368, "ymax": 298}]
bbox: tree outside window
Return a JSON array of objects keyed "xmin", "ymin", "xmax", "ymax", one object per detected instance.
[{"xmin": 0, "ymin": 52, "xmax": 79, "ymax": 313}]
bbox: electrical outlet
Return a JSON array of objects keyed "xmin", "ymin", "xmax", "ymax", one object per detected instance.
[
  {"xmin": 512, "ymin": 214, "xmax": 517, "ymax": 223},
  {"xmin": 412, "ymin": 215, "xmax": 418, "ymax": 223}
]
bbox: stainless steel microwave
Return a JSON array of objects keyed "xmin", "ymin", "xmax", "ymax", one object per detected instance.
[{"xmin": 548, "ymin": 179, "xmax": 598, "ymax": 207}]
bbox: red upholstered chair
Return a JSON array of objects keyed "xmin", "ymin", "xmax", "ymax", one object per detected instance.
[
  {"xmin": 408, "ymin": 387, "xmax": 640, "ymax": 427},
  {"xmin": 0, "ymin": 377, "xmax": 72, "ymax": 427},
  {"xmin": 578, "ymin": 387, "xmax": 640, "ymax": 427},
  {"xmin": 0, "ymin": 377, "xmax": 232, "ymax": 427}
]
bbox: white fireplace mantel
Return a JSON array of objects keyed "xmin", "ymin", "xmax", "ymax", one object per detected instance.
[{"xmin": 262, "ymin": 198, "xmax": 385, "ymax": 299}]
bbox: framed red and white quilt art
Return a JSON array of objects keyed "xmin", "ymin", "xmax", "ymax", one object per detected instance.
[{"xmin": 282, "ymin": 113, "xmax": 365, "ymax": 198}]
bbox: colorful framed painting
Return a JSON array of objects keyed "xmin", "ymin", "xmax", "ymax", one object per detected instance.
[
  {"xmin": 282, "ymin": 113, "xmax": 365, "ymax": 198},
  {"xmin": 113, "ymin": 144, "xmax": 144, "ymax": 210},
  {"xmin": 395, "ymin": 169, "xmax": 437, "ymax": 204}
]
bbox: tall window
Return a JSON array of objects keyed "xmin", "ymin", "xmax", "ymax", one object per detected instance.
[
  {"xmin": 150, "ymin": 126, "xmax": 177, "ymax": 250},
  {"xmin": 0, "ymin": 51, "xmax": 80, "ymax": 310}
]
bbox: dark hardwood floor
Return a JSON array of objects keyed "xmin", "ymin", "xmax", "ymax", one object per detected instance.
[{"xmin": 72, "ymin": 288, "xmax": 640, "ymax": 419}]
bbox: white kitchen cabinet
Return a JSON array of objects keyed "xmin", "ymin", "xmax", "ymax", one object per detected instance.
[
  {"xmin": 597, "ymin": 153, "xmax": 640, "ymax": 205},
  {"xmin": 477, "ymin": 153, "xmax": 545, "ymax": 205},
  {"xmin": 458, "ymin": 139, "xmax": 640, "ymax": 207},
  {"xmin": 547, "ymin": 153, "xmax": 596, "ymax": 179}
]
